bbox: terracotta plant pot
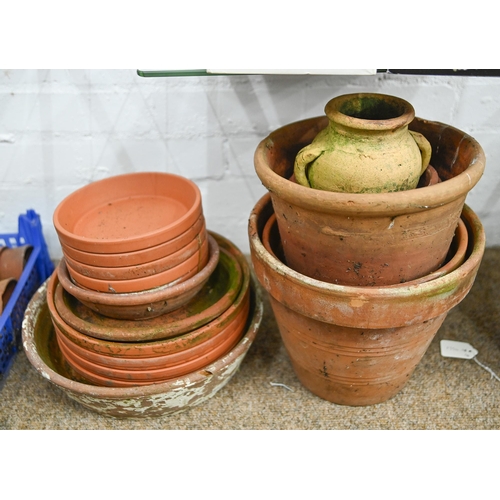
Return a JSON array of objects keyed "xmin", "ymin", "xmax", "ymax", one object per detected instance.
[
  {"xmin": 56, "ymin": 233, "xmax": 220, "ymax": 320},
  {"xmin": 65, "ymin": 236, "xmax": 209, "ymax": 294},
  {"xmin": 63, "ymin": 229, "xmax": 207, "ymax": 281},
  {"xmin": 254, "ymin": 115, "xmax": 485, "ymax": 286},
  {"xmin": 293, "ymin": 93, "xmax": 432, "ymax": 193},
  {"xmin": 262, "ymin": 208, "xmax": 469, "ymax": 288},
  {"xmin": 0, "ymin": 245, "xmax": 33, "ymax": 281},
  {"xmin": 52, "ymin": 247, "xmax": 243, "ymax": 342},
  {"xmin": 53, "ymin": 172, "xmax": 202, "ymax": 254},
  {"xmin": 21, "ymin": 274, "xmax": 263, "ymax": 418},
  {"xmin": 0, "ymin": 277, "xmax": 17, "ymax": 313},
  {"xmin": 60, "ymin": 215, "xmax": 206, "ymax": 268},
  {"xmin": 248, "ymin": 193, "xmax": 485, "ymax": 406}
]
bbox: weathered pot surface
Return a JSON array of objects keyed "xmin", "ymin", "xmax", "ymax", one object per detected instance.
[
  {"xmin": 255, "ymin": 115, "xmax": 485, "ymax": 286},
  {"xmin": 53, "ymin": 247, "xmax": 243, "ymax": 342},
  {"xmin": 21, "ymin": 276, "xmax": 263, "ymax": 418},
  {"xmin": 53, "ymin": 172, "xmax": 203, "ymax": 254},
  {"xmin": 56, "ymin": 233, "xmax": 220, "ymax": 320},
  {"xmin": 248, "ymin": 193, "xmax": 485, "ymax": 405},
  {"xmin": 294, "ymin": 93, "xmax": 432, "ymax": 193}
]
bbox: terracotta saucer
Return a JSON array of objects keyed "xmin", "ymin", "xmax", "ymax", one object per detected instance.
[
  {"xmin": 53, "ymin": 172, "xmax": 203, "ymax": 254},
  {"xmin": 55, "ymin": 298, "xmax": 249, "ymax": 384},
  {"xmin": 47, "ymin": 237, "xmax": 251, "ymax": 359},
  {"xmin": 60, "ymin": 215, "xmax": 206, "ymax": 267},
  {"xmin": 56, "ymin": 233, "xmax": 220, "ymax": 320},
  {"xmin": 65, "ymin": 236, "xmax": 209, "ymax": 293},
  {"xmin": 53, "ymin": 247, "xmax": 243, "ymax": 342}
]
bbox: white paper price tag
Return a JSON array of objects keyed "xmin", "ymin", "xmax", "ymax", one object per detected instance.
[{"xmin": 440, "ymin": 340, "xmax": 478, "ymax": 359}]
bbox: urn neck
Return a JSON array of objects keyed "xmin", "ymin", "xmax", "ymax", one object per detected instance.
[{"xmin": 325, "ymin": 93, "xmax": 415, "ymax": 132}]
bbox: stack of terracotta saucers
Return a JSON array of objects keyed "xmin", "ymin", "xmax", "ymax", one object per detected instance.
[{"xmin": 46, "ymin": 172, "xmax": 252, "ymax": 388}]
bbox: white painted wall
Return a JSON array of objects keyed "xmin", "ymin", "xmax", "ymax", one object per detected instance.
[{"xmin": 1, "ymin": 69, "xmax": 498, "ymax": 259}]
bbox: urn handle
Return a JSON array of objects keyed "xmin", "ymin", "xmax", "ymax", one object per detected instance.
[
  {"xmin": 294, "ymin": 143, "xmax": 325, "ymax": 188},
  {"xmin": 409, "ymin": 130, "xmax": 432, "ymax": 175}
]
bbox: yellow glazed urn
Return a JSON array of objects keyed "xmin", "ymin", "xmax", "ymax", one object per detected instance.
[{"xmin": 294, "ymin": 93, "xmax": 432, "ymax": 193}]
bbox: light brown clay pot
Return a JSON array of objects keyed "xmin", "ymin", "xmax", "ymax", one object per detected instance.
[
  {"xmin": 0, "ymin": 277, "xmax": 17, "ymax": 313},
  {"xmin": 294, "ymin": 93, "xmax": 432, "ymax": 193},
  {"xmin": 65, "ymin": 236, "xmax": 209, "ymax": 294},
  {"xmin": 63, "ymin": 229, "xmax": 207, "ymax": 281},
  {"xmin": 417, "ymin": 164, "xmax": 441, "ymax": 188},
  {"xmin": 53, "ymin": 172, "xmax": 203, "ymax": 254},
  {"xmin": 52, "ymin": 247, "xmax": 243, "ymax": 342},
  {"xmin": 254, "ymin": 115, "xmax": 485, "ymax": 286},
  {"xmin": 56, "ymin": 233, "xmax": 220, "ymax": 320},
  {"xmin": 262, "ymin": 207, "xmax": 469, "ymax": 288},
  {"xmin": 0, "ymin": 245, "xmax": 33, "ymax": 281},
  {"xmin": 60, "ymin": 215, "xmax": 206, "ymax": 268},
  {"xmin": 248, "ymin": 193, "xmax": 485, "ymax": 406},
  {"xmin": 21, "ymin": 274, "xmax": 263, "ymax": 418}
]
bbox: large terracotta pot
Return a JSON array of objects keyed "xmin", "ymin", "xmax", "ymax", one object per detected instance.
[
  {"xmin": 254, "ymin": 116, "xmax": 485, "ymax": 286},
  {"xmin": 294, "ymin": 93, "xmax": 432, "ymax": 193},
  {"xmin": 248, "ymin": 193, "xmax": 485, "ymax": 406}
]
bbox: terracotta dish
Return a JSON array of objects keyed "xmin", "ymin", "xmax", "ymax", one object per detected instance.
[
  {"xmin": 53, "ymin": 172, "xmax": 202, "ymax": 254},
  {"xmin": 52, "ymin": 247, "xmax": 243, "ymax": 342},
  {"xmin": 56, "ymin": 233, "xmax": 220, "ymax": 320},
  {"xmin": 65, "ymin": 236, "xmax": 209, "ymax": 293},
  {"xmin": 0, "ymin": 277, "xmax": 17, "ymax": 313},
  {"xmin": 22, "ymin": 269, "xmax": 263, "ymax": 418},
  {"xmin": 63, "ymin": 229, "xmax": 207, "ymax": 281},
  {"xmin": 60, "ymin": 215, "xmax": 206, "ymax": 267}
]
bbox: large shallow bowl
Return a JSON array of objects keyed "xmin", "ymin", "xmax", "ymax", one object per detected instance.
[
  {"xmin": 56, "ymin": 233, "xmax": 220, "ymax": 320},
  {"xmin": 53, "ymin": 172, "xmax": 203, "ymax": 254},
  {"xmin": 53, "ymin": 247, "xmax": 243, "ymax": 342},
  {"xmin": 60, "ymin": 215, "xmax": 206, "ymax": 268},
  {"xmin": 22, "ymin": 275, "xmax": 263, "ymax": 418}
]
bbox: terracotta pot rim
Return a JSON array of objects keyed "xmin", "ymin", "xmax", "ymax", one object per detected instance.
[
  {"xmin": 324, "ymin": 92, "xmax": 415, "ymax": 131},
  {"xmin": 254, "ymin": 116, "xmax": 485, "ymax": 216},
  {"xmin": 57, "ymin": 234, "xmax": 219, "ymax": 306},
  {"xmin": 21, "ymin": 274, "xmax": 263, "ymax": 398},
  {"xmin": 249, "ymin": 192, "xmax": 485, "ymax": 300},
  {"xmin": 53, "ymin": 172, "xmax": 202, "ymax": 253}
]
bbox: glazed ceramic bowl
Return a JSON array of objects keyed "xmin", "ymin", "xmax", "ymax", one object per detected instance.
[
  {"xmin": 262, "ymin": 209, "xmax": 469, "ymax": 287},
  {"xmin": 22, "ymin": 270, "xmax": 263, "ymax": 419},
  {"xmin": 65, "ymin": 236, "xmax": 210, "ymax": 294},
  {"xmin": 56, "ymin": 234, "xmax": 220, "ymax": 320},
  {"xmin": 60, "ymin": 215, "xmax": 206, "ymax": 268},
  {"xmin": 53, "ymin": 172, "xmax": 203, "ymax": 254},
  {"xmin": 52, "ymin": 247, "xmax": 243, "ymax": 342},
  {"xmin": 62, "ymin": 228, "xmax": 207, "ymax": 281}
]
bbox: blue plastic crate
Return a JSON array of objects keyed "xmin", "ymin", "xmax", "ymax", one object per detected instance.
[{"xmin": 0, "ymin": 210, "xmax": 54, "ymax": 388}]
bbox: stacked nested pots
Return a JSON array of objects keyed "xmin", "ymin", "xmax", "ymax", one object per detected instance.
[
  {"xmin": 45, "ymin": 172, "xmax": 254, "ymax": 390},
  {"xmin": 249, "ymin": 93, "xmax": 486, "ymax": 406}
]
